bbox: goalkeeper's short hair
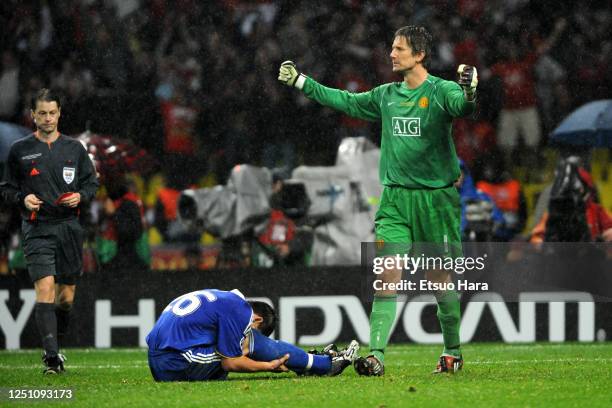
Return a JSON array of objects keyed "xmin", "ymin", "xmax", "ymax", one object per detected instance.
[
  {"xmin": 249, "ymin": 301, "xmax": 276, "ymax": 337},
  {"xmin": 394, "ymin": 25, "xmax": 433, "ymax": 68}
]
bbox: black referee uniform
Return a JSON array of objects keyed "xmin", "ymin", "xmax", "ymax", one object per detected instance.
[{"xmin": 0, "ymin": 133, "xmax": 99, "ymax": 284}]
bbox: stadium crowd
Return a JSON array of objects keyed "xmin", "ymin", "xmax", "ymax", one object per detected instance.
[{"xmin": 1, "ymin": 0, "xmax": 611, "ymax": 269}]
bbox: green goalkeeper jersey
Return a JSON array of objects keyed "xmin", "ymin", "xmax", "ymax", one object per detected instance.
[{"xmin": 302, "ymin": 74, "xmax": 475, "ymax": 189}]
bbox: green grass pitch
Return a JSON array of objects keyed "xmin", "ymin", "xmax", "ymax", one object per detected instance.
[{"xmin": 1, "ymin": 343, "xmax": 611, "ymax": 407}]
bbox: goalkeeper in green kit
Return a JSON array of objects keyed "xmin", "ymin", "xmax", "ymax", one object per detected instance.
[{"xmin": 278, "ymin": 26, "xmax": 478, "ymax": 376}]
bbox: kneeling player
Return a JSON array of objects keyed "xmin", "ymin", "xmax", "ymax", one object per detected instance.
[{"xmin": 146, "ymin": 289, "xmax": 359, "ymax": 381}]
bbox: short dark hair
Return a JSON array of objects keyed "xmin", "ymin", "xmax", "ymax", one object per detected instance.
[
  {"xmin": 394, "ymin": 25, "xmax": 433, "ymax": 67},
  {"xmin": 249, "ymin": 301, "xmax": 276, "ymax": 337},
  {"xmin": 31, "ymin": 88, "xmax": 62, "ymax": 111}
]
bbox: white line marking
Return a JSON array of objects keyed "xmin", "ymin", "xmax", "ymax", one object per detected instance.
[
  {"xmin": 0, "ymin": 364, "xmax": 149, "ymax": 369},
  {"xmin": 384, "ymin": 343, "xmax": 612, "ymax": 354},
  {"xmin": 2, "ymin": 357, "xmax": 611, "ymax": 370},
  {"xmin": 394, "ymin": 357, "xmax": 612, "ymax": 367},
  {"xmin": 0, "ymin": 348, "xmax": 147, "ymax": 354}
]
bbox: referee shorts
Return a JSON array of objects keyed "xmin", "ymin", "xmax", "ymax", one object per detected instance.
[{"xmin": 21, "ymin": 218, "xmax": 85, "ymax": 285}]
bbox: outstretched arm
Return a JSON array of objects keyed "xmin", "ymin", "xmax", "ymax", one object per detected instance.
[
  {"xmin": 278, "ymin": 60, "xmax": 382, "ymax": 121},
  {"xmin": 535, "ymin": 18, "xmax": 567, "ymax": 56}
]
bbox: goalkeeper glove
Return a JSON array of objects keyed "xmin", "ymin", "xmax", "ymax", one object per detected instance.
[
  {"xmin": 457, "ymin": 64, "xmax": 478, "ymax": 101},
  {"xmin": 278, "ymin": 60, "xmax": 306, "ymax": 90}
]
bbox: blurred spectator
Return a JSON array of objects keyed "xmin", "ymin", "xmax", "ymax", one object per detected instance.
[
  {"xmin": 50, "ymin": 57, "xmax": 95, "ymax": 133},
  {"xmin": 568, "ymin": 8, "xmax": 612, "ymax": 106},
  {"xmin": 153, "ymin": 174, "xmax": 199, "ymax": 244},
  {"xmin": 85, "ymin": 22, "xmax": 131, "ymax": 88},
  {"xmin": 484, "ymin": 18, "xmax": 567, "ymax": 168},
  {"xmin": 49, "ymin": 0, "xmax": 86, "ymax": 62},
  {"xmin": 453, "ymin": 28, "xmax": 479, "ymax": 68},
  {"xmin": 11, "ymin": 2, "xmax": 53, "ymax": 68},
  {"xmin": 457, "ymin": 0, "xmax": 486, "ymax": 24},
  {"xmin": 51, "ymin": 58, "xmax": 94, "ymax": 97},
  {"xmin": 0, "ymin": 196, "xmax": 21, "ymax": 274},
  {"xmin": 254, "ymin": 208, "xmax": 296, "ymax": 267},
  {"xmin": 456, "ymin": 160, "xmax": 505, "ymax": 242},
  {"xmin": 0, "ymin": 50, "xmax": 20, "ymax": 121},
  {"xmin": 475, "ymin": 151, "xmax": 527, "ymax": 241},
  {"xmin": 18, "ymin": 75, "xmax": 44, "ymax": 128},
  {"xmin": 333, "ymin": 61, "xmax": 373, "ymax": 139},
  {"xmin": 453, "ymin": 119, "xmax": 496, "ymax": 168},
  {"xmin": 534, "ymin": 54, "xmax": 566, "ymax": 135},
  {"xmin": 97, "ymin": 176, "xmax": 150, "ymax": 272},
  {"xmin": 159, "ymin": 87, "xmax": 198, "ymax": 156}
]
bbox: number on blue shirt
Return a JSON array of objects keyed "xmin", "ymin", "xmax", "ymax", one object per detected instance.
[{"xmin": 164, "ymin": 290, "xmax": 217, "ymax": 317}]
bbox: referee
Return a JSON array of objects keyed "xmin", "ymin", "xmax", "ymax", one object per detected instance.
[{"xmin": 0, "ymin": 89, "xmax": 99, "ymax": 374}]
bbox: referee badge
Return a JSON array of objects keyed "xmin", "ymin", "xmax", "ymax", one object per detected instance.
[{"xmin": 63, "ymin": 167, "xmax": 76, "ymax": 184}]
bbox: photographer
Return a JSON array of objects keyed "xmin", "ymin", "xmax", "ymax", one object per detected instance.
[
  {"xmin": 253, "ymin": 173, "xmax": 312, "ymax": 267},
  {"xmin": 530, "ymin": 165, "xmax": 612, "ymax": 243}
]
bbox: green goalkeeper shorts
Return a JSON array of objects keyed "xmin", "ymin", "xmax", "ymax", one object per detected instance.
[{"xmin": 374, "ymin": 185, "xmax": 462, "ymax": 258}]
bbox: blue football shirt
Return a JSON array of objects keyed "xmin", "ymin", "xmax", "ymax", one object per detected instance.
[{"xmin": 146, "ymin": 289, "xmax": 253, "ymax": 358}]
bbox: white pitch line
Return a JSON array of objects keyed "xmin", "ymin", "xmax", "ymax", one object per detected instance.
[
  {"xmin": 1, "ymin": 348, "xmax": 147, "ymax": 354},
  {"xmin": 2, "ymin": 357, "xmax": 611, "ymax": 370},
  {"xmin": 2, "ymin": 343, "xmax": 609, "ymax": 356},
  {"xmin": 462, "ymin": 343, "xmax": 612, "ymax": 351},
  {"xmin": 384, "ymin": 343, "xmax": 612, "ymax": 354},
  {"xmin": 395, "ymin": 357, "xmax": 612, "ymax": 367},
  {"xmin": 0, "ymin": 364, "xmax": 149, "ymax": 369}
]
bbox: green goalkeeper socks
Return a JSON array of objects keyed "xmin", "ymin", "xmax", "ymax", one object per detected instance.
[
  {"xmin": 436, "ymin": 290, "xmax": 462, "ymax": 357},
  {"xmin": 369, "ymin": 295, "xmax": 397, "ymax": 362},
  {"xmin": 369, "ymin": 292, "xmax": 460, "ymax": 360}
]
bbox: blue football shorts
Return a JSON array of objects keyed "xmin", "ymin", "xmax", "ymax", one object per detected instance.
[{"xmin": 148, "ymin": 346, "xmax": 227, "ymax": 382}]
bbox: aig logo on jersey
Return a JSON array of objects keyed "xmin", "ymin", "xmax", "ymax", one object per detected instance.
[
  {"xmin": 392, "ymin": 117, "xmax": 421, "ymax": 137},
  {"xmin": 63, "ymin": 167, "xmax": 76, "ymax": 184}
]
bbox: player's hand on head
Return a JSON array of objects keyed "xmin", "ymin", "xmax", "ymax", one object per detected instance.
[
  {"xmin": 457, "ymin": 64, "xmax": 478, "ymax": 100},
  {"xmin": 278, "ymin": 61, "xmax": 305, "ymax": 90}
]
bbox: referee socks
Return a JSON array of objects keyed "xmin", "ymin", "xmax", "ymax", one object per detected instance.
[
  {"xmin": 56, "ymin": 304, "xmax": 72, "ymax": 348},
  {"xmin": 35, "ymin": 302, "xmax": 59, "ymax": 358}
]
